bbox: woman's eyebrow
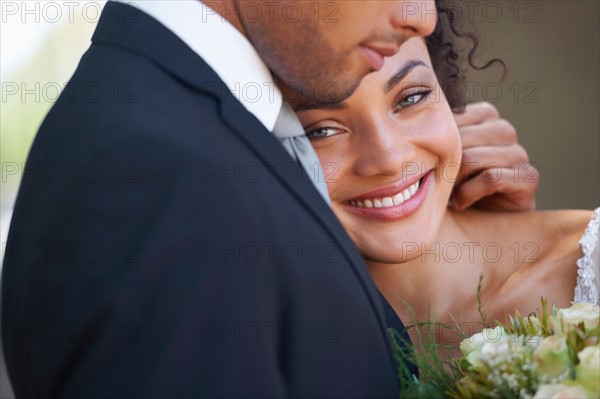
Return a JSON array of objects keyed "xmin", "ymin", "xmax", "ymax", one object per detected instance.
[{"xmin": 385, "ymin": 60, "xmax": 429, "ymax": 93}]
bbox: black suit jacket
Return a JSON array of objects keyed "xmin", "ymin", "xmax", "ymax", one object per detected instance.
[{"xmin": 2, "ymin": 2, "xmax": 414, "ymax": 398}]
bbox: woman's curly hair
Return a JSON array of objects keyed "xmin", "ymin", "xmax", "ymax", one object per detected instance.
[{"xmin": 426, "ymin": 0, "xmax": 506, "ymax": 113}]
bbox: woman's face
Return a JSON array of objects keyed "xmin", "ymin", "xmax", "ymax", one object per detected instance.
[{"xmin": 297, "ymin": 38, "xmax": 461, "ymax": 264}]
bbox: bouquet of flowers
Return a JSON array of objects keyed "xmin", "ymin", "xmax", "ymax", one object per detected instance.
[
  {"xmin": 455, "ymin": 300, "xmax": 599, "ymax": 398},
  {"xmin": 391, "ymin": 300, "xmax": 600, "ymax": 399}
]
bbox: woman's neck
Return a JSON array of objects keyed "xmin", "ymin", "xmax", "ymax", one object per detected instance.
[
  {"xmin": 366, "ymin": 210, "xmax": 476, "ymax": 320},
  {"xmin": 366, "ymin": 208, "xmax": 593, "ymax": 349}
]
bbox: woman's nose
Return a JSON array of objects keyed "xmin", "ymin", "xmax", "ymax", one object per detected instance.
[{"xmin": 352, "ymin": 120, "xmax": 417, "ymax": 178}]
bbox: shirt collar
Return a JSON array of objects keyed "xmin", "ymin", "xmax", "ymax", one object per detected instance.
[{"xmin": 111, "ymin": 0, "xmax": 282, "ymax": 131}]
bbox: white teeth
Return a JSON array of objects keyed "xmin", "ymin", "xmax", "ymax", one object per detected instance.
[
  {"xmin": 349, "ymin": 179, "xmax": 423, "ymax": 209},
  {"xmin": 392, "ymin": 192, "xmax": 404, "ymax": 206}
]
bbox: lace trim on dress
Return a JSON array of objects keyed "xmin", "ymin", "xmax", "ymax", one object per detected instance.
[{"xmin": 573, "ymin": 208, "xmax": 600, "ymax": 305}]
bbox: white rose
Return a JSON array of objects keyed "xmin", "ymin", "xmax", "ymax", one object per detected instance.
[
  {"xmin": 460, "ymin": 326, "xmax": 505, "ymax": 355},
  {"xmin": 557, "ymin": 303, "xmax": 600, "ymax": 330},
  {"xmin": 575, "ymin": 346, "xmax": 600, "ymax": 393},
  {"xmin": 534, "ymin": 383, "xmax": 591, "ymax": 399},
  {"xmin": 534, "ymin": 336, "xmax": 571, "ymax": 379}
]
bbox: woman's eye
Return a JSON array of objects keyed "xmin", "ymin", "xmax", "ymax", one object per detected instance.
[
  {"xmin": 396, "ymin": 91, "xmax": 431, "ymax": 110},
  {"xmin": 306, "ymin": 127, "xmax": 342, "ymax": 140}
]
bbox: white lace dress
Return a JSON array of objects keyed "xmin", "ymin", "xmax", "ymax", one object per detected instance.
[{"xmin": 573, "ymin": 208, "xmax": 600, "ymax": 305}]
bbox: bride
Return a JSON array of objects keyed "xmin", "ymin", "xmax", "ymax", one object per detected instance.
[{"xmin": 294, "ymin": 34, "xmax": 599, "ymax": 347}]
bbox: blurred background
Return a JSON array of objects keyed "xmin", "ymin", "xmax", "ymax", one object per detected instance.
[
  {"xmin": 0, "ymin": 1, "xmax": 598, "ymax": 397},
  {"xmin": 464, "ymin": 0, "xmax": 599, "ymax": 212}
]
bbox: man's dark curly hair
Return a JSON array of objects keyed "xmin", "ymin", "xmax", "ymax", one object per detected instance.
[{"xmin": 426, "ymin": 0, "xmax": 506, "ymax": 113}]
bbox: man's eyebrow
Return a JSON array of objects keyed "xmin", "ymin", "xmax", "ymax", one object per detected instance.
[
  {"xmin": 294, "ymin": 101, "xmax": 349, "ymax": 112},
  {"xmin": 385, "ymin": 60, "xmax": 429, "ymax": 93}
]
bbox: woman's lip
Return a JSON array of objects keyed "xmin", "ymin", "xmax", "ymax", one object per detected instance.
[
  {"xmin": 347, "ymin": 172, "xmax": 429, "ymax": 202},
  {"xmin": 360, "ymin": 46, "xmax": 385, "ymax": 71},
  {"xmin": 341, "ymin": 172, "xmax": 433, "ymax": 222}
]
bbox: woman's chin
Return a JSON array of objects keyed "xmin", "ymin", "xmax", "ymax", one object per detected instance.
[
  {"xmin": 333, "ymin": 188, "xmax": 450, "ymax": 265},
  {"xmin": 357, "ymin": 235, "xmax": 436, "ymax": 265},
  {"xmin": 362, "ymin": 250, "xmax": 421, "ymax": 265}
]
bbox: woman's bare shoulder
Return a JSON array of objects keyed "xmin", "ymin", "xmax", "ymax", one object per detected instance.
[
  {"xmin": 450, "ymin": 209, "xmax": 594, "ymax": 244},
  {"xmin": 447, "ymin": 209, "xmax": 595, "ymax": 313}
]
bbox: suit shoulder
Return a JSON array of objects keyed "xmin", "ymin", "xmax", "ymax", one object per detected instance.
[{"xmin": 31, "ymin": 45, "xmax": 239, "ymax": 166}]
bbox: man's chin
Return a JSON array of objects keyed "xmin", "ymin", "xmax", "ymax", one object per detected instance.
[
  {"xmin": 317, "ymin": 74, "xmax": 364, "ymax": 104},
  {"xmin": 286, "ymin": 78, "xmax": 362, "ymax": 111}
]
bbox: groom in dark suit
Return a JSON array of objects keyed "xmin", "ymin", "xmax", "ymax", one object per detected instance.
[{"xmin": 1, "ymin": 1, "xmax": 536, "ymax": 398}]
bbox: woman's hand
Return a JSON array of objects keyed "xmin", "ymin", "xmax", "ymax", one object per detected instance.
[{"xmin": 451, "ymin": 102, "xmax": 539, "ymax": 211}]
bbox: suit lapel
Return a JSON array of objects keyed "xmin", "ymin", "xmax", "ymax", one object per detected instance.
[{"xmin": 92, "ymin": 1, "xmax": 392, "ymax": 341}]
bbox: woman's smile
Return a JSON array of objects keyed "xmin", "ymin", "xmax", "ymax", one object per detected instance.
[{"xmin": 341, "ymin": 170, "xmax": 433, "ymax": 222}]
